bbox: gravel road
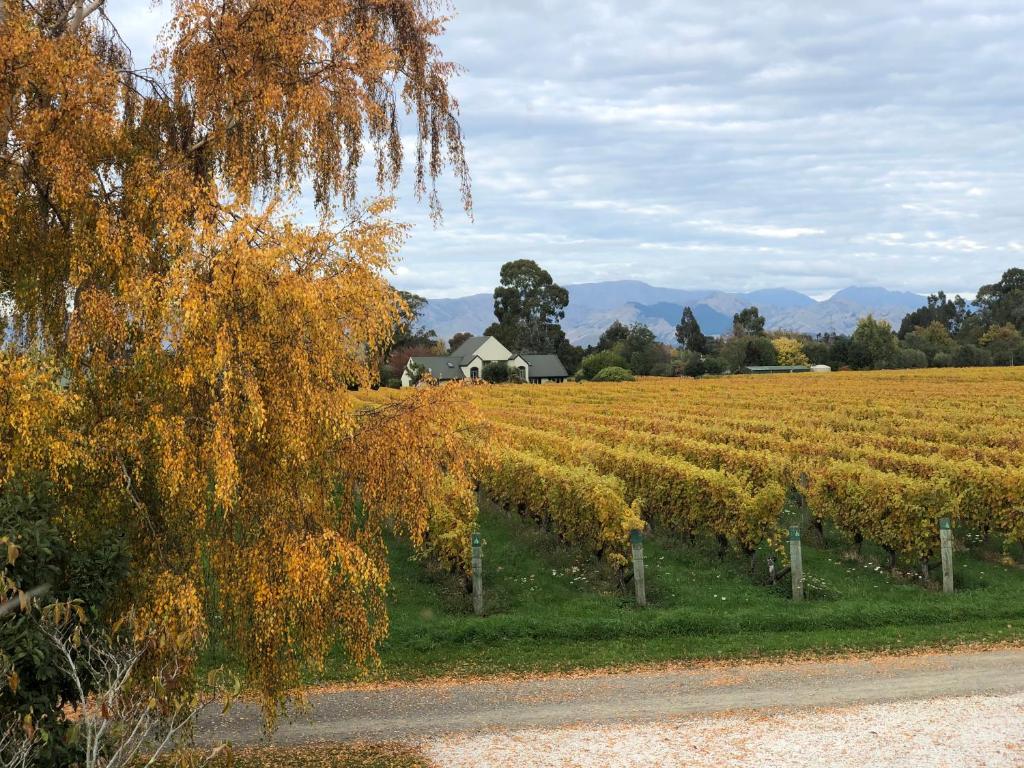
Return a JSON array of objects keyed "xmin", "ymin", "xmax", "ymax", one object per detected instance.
[
  {"xmin": 427, "ymin": 691, "xmax": 1024, "ymax": 767},
  {"xmin": 197, "ymin": 647, "xmax": 1024, "ymax": 746}
]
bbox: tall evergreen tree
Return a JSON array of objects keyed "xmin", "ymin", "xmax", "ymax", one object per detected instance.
[
  {"xmin": 675, "ymin": 306, "xmax": 708, "ymax": 353},
  {"xmin": 484, "ymin": 259, "xmax": 570, "ymax": 354}
]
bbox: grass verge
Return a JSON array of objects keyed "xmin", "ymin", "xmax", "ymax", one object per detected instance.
[{"xmin": 316, "ymin": 499, "xmax": 1024, "ymax": 682}]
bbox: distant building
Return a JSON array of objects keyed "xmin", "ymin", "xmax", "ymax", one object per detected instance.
[
  {"xmin": 810, "ymin": 364, "xmax": 832, "ymax": 373},
  {"xmin": 744, "ymin": 365, "xmax": 812, "ymax": 374},
  {"xmin": 401, "ymin": 335, "xmax": 569, "ymax": 387}
]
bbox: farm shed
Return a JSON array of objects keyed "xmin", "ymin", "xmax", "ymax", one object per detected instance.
[{"xmin": 744, "ymin": 365, "xmax": 812, "ymax": 374}]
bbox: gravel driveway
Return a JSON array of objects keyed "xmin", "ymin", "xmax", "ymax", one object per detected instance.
[
  {"xmin": 426, "ymin": 691, "xmax": 1024, "ymax": 767},
  {"xmin": 198, "ymin": 647, "xmax": 1024, "ymax": 748}
]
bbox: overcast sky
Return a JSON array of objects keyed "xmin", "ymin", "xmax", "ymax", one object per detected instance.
[{"xmin": 110, "ymin": 1, "xmax": 1024, "ymax": 299}]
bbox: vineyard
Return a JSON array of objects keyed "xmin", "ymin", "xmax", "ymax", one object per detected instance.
[
  {"xmin": 343, "ymin": 368, "xmax": 1024, "ymax": 679},
  {"xmin": 473, "ymin": 367, "xmax": 1024, "ymax": 579}
]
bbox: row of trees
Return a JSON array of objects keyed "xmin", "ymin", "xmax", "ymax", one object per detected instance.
[
  {"xmin": 673, "ymin": 268, "xmax": 1024, "ymax": 374},
  {"xmin": 387, "ymin": 264, "xmax": 1024, "ymax": 387}
]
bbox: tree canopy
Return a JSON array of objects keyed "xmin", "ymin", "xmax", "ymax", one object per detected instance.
[
  {"xmin": 484, "ymin": 259, "xmax": 570, "ymax": 354},
  {"xmin": 732, "ymin": 307, "xmax": 766, "ymax": 337},
  {"xmin": 0, "ymin": 0, "xmax": 476, "ymax": 723},
  {"xmin": 675, "ymin": 307, "xmax": 708, "ymax": 353}
]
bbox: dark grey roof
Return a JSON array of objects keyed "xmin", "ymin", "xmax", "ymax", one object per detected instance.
[
  {"xmin": 520, "ymin": 354, "xmax": 569, "ymax": 379},
  {"xmin": 408, "ymin": 355, "xmax": 465, "ymax": 380},
  {"xmin": 450, "ymin": 335, "xmax": 491, "ymax": 364}
]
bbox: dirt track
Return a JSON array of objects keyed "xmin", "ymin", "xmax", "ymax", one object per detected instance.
[{"xmin": 196, "ymin": 647, "xmax": 1024, "ymax": 746}]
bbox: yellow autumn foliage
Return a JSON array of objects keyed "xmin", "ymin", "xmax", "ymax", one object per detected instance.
[{"xmin": 0, "ymin": 0, "xmax": 475, "ymax": 718}]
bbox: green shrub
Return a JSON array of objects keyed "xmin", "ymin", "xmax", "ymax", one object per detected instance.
[
  {"xmin": 482, "ymin": 361, "xmax": 511, "ymax": 383},
  {"xmin": 592, "ymin": 366, "xmax": 635, "ymax": 382},
  {"xmin": 703, "ymin": 356, "xmax": 727, "ymax": 375},
  {"xmin": 1, "ymin": 479, "xmax": 130, "ymax": 766},
  {"xmin": 682, "ymin": 355, "xmax": 706, "ymax": 378},
  {"xmin": 578, "ymin": 350, "xmax": 628, "ymax": 380},
  {"xmin": 893, "ymin": 348, "xmax": 928, "ymax": 369}
]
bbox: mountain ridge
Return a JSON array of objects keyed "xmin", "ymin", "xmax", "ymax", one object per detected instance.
[{"xmin": 418, "ymin": 281, "xmax": 925, "ymax": 346}]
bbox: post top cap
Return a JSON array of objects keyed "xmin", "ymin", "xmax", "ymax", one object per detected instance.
[
  {"xmin": 939, "ymin": 518, "xmax": 951, "ymax": 530},
  {"xmin": 471, "ymin": 532, "xmax": 482, "ymax": 546},
  {"xmin": 789, "ymin": 526, "xmax": 801, "ymax": 540},
  {"xmin": 630, "ymin": 529, "xmax": 643, "ymax": 545}
]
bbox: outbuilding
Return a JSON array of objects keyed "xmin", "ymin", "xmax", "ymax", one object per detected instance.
[{"xmin": 744, "ymin": 365, "xmax": 811, "ymax": 374}]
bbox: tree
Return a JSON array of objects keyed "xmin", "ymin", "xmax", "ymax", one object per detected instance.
[
  {"xmin": 577, "ymin": 350, "xmax": 629, "ymax": 380},
  {"xmin": 732, "ymin": 307, "xmax": 766, "ymax": 337},
  {"xmin": 979, "ymin": 324, "xmax": 1023, "ymax": 365},
  {"xmin": 675, "ymin": 307, "xmax": 708, "ymax": 353},
  {"xmin": 721, "ymin": 336, "xmax": 777, "ymax": 370},
  {"xmin": 379, "ymin": 292, "xmax": 440, "ymax": 386},
  {"xmin": 771, "ymin": 337, "xmax": 810, "ymax": 366},
  {"xmin": 974, "ymin": 268, "xmax": 1024, "ymax": 332},
  {"xmin": 898, "ymin": 291, "xmax": 969, "ymax": 339},
  {"xmin": 0, "ymin": 0, "xmax": 475, "ymax": 724},
  {"xmin": 448, "ymin": 332, "xmax": 474, "ymax": 353},
  {"xmin": 617, "ymin": 323, "xmax": 669, "ymax": 376},
  {"xmin": 484, "ymin": 260, "xmax": 570, "ymax": 354},
  {"xmin": 850, "ymin": 316, "xmax": 899, "ymax": 369},
  {"xmin": 597, "ymin": 321, "xmax": 630, "ymax": 351},
  {"xmin": 901, "ymin": 321, "xmax": 956, "ymax": 365}
]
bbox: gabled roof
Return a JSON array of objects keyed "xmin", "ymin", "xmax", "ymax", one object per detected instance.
[
  {"xmin": 520, "ymin": 354, "xmax": 569, "ymax": 379},
  {"xmin": 407, "ymin": 355, "xmax": 465, "ymax": 380},
  {"xmin": 450, "ymin": 335, "xmax": 491, "ymax": 364}
]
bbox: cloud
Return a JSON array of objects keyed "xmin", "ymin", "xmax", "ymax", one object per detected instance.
[{"xmin": 103, "ymin": 0, "xmax": 1024, "ymax": 300}]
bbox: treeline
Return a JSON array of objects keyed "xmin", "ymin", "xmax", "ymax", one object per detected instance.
[
  {"xmin": 381, "ymin": 265, "xmax": 1024, "ymax": 385},
  {"xmin": 671, "ymin": 268, "xmax": 1024, "ymax": 375}
]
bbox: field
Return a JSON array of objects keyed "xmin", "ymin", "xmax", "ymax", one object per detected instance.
[{"xmin": 321, "ymin": 368, "xmax": 1024, "ymax": 682}]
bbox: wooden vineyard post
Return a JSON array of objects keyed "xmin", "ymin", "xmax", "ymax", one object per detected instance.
[
  {"xmin": 789, "ymin": 526, "xmax": 804, "ymax": 602},
  {"xmin": 630, "ymin": 529, "xmax": 647, "ymax": 607},
  {"xmin": 471, "ymin": 531, "xmax": 484, "ymax": 615},
  {"xmin": 940, "ymin": 518, "xmax": 954, "ymax": 594}
]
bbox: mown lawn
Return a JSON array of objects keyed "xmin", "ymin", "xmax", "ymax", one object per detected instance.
[{"xmin": 318, "ymin": 499, "xmax": 1024, "ymax": 682}]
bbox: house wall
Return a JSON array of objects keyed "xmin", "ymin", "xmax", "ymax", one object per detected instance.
[
  {"xmin": 460, "ymin": 355, "xmax": 485, "ymax": 380},
  {"xmin": 508, "ymin": 355, "xmax": 530, "ymax": 381},
  {"xmin": 471, "ymin": 336, "xmax": 513, "ymax": 363}
]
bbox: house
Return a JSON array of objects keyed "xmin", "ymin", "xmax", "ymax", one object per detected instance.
[{"xmin": 401, "ymin": 335, "xmax": 569, "ymax": 387}]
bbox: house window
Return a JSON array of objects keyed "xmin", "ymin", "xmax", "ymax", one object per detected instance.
[
  {"xmin": 470, "ymin": 366, "xmax": 479, "ymax": 379},
  {"xmin": 517, "ymin": 366, "xmax": 526, "ymax": 380}
]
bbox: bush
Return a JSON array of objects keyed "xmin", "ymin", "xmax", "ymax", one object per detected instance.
[
  {"xmin": 682, "ymin": 355, "xmax": 706, "ymax": 378},
  {"xmin": 702, "ymin": 356, "xmax": 728, "ymax": 375},
  {"xmin": 1, "ymin": 479, "xmax": 130, "ymax": 766},
  {"xmin": 932, "ymin": 352, "xmax": 954, "ymax": 368},
  {"xmin": 893, "ymin": 348, "xmax": 928, "ymax": 369},
  {"xmin": 953, "ymin": 344, "xmax": 992, "ymax": 367},
  {"xmin": 648, "ymin": 362, "xmax": 675, "ymax": 377},
  {"xmin": 482, "ymin": 360, "xmax": 511, "ymax": 383},
  {"xmin": 592, "ymin": 366, "xmax": 635, "ymax": 382},
  {"xmin": 578, "ymin": 350, "xmax": 628, "ymax": 380}
]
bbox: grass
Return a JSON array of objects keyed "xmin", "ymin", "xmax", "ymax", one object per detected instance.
[{"xmin": 317, "ymin": 499, "xmax": 1024, "ymax": 683}]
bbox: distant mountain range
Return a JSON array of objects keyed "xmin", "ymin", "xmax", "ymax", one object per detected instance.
[{"xmin": 418, "ymin": 281, "xmax": 926, "ymax": 346}]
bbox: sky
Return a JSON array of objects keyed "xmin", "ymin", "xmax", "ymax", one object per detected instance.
[{"xmin": 108, "ymin": 0, "xmax": 1024, "ymax": 300}]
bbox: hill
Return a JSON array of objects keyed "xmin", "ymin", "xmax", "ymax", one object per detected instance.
[{"xmin": 418, "ymin": 281, "xmax": 924, "ymax": 345}]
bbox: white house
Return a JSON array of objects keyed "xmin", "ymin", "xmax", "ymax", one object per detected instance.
[{"xmin": 401, "ymin": 335, "xmax": 569, "ymax": 387}]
